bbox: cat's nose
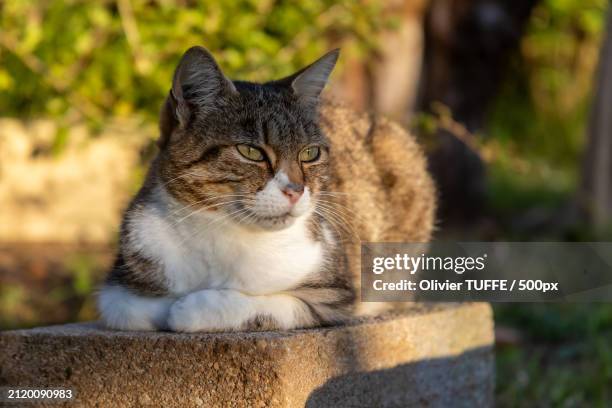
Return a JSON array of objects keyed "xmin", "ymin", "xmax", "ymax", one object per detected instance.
[{"xmin": 282, "ymin": 183, "xmax": 304, "ymax": 205}]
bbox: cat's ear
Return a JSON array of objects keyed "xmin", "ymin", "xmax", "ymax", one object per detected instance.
[
  {"xmin": 170, "ymin": 46, "xmax": 237, "ymax": 125},
  {"xmin": 284, "ymin": 49, "xmax": 340, "ymax": 107}
]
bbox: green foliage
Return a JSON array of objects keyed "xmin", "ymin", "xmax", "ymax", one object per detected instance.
[
  {"xmin": 0, "ymin": 0, "xmax": 387, "ymax": 123},
  {"xmin": 0, "ymin": 285, "xmax": 30, "ymax": 329},
  {"xmin": 65, "ymin": 254, "xmax": 97, "ymax": 296},
  {"xmin": 487, "ymin": 149, "xmax": 576, "ymax": 214},
  {"xmin": 484, "ymin": 0, "xmax": 608, "ymax": 242},
  {"xmin": 488, "ymin": 0, "xmax": 607, "ymax": 168}
]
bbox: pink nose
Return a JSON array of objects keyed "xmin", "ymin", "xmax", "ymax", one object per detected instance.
[{"xmin": 282, "ymin": 183, "xmax": 304, "ymax": 205}]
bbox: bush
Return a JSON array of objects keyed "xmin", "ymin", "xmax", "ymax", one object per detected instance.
[{"xmin": 0, "ymin": 0, "xmax": 387, "ymax": 124}]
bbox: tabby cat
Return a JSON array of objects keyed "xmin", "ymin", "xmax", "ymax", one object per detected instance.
[{"xmin": 97, "ymin": 46, "xmax": 435, "ymax": 332}]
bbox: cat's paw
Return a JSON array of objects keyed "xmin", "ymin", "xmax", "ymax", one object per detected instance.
[
  {"xmin": 167, "ymin": 289, "xmax": 250, "ymax": 333},
  {"xmin": 166, "ymin": 299, "xmax": 195, "ymax": 333}
]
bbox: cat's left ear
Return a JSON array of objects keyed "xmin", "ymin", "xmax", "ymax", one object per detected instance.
[
  {"xmin": 280, "ymin": 49, "xmax": 340, "ymax": 107},
  {"xmin": 170, "ymin": 46, "xmax": 237, "ymax": 126}
]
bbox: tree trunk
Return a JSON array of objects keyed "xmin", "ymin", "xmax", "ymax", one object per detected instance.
[
  {"xmin": 331, "ymin": 0, "xmax": 429, "ymax": 122},
  {"xmin": 580, "ymin": 9, "xmax": 612, "ymax": 227},
  {"xmin": 418, "ymin": 0, "xmax": 538, "ymax": 223}
]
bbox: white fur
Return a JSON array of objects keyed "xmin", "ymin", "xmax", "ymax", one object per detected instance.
[
  {"xmin": 98, "ymin": 174, "xmax": 323, "ymax": 332},
  {"xmin": 97, "ymin": 285, "xmax": 174, "ymax": 331},
  {"xmin": 167, "ymin": 289, "xmax": 314, "ymax": 332}
]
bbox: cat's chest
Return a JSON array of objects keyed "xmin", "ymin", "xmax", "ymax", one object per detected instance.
[{"xmin": 166, "ymin": 215, "xmax": 323, "ymax": 294}]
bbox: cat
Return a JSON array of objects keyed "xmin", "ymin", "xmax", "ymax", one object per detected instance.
[{"xmin": 97, "ymin": 46, "xmax": 436, "ymax": 332}]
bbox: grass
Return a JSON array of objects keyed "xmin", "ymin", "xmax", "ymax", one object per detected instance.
[{"xmin": 495, "ymin": 304, "xmax": 612, "ymax": 406}]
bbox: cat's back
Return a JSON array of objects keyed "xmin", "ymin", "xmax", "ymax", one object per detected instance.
[{"xmin": 319, "ymin": 100, "xmax": 436, "ymax": 244}]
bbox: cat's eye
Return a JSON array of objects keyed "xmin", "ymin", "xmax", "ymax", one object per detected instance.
[
  {"xmin": 299, "ymin": 146, "xmax": 320, "ymax": 163},
  {"xmin": 236, "ymin": 144, "xmax": 265, "ymax": 161}
]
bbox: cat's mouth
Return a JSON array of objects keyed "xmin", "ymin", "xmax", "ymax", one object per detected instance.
[
  {"xmin": 221, "ymin": 198, "xmax": 310, "ymax": 230},
  {"xmin": 232, "ymin": 208, "xmax": 297, "ymax": 230},
  {"xmin": 258, "ymin": 213, "xmax": 290, "ymax": 220},
  {"xmin": 253, "ymin": 212, "xmax": 296, "ymax": 229}
]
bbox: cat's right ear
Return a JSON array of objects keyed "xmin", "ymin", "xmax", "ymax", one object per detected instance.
[{"xmin": 170, "ymin": 46, "xmax": 237, "ymax": 126}]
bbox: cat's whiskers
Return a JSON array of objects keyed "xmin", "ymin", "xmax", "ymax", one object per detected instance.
[
  {"xmin": 171, "ymin": 196, "xmax": 251, "ymax": 219},
  {"xmin": 316, "ymin": 192, "xmax": 358, "ymax": 204},
  {"xmin": 206, "ymin": 206, "xmax": 254, "ymax": 232},
  {"xmin": 159, "ymin": 171, "xmax": 212, "ymax": 189},
  {"xmin": 312, "ymin": 209, "xmax": 353, "ymax": 244},
  {"xmin": 158, "ymin": 172, "xmax": 193, "ymax": 189},
  {"xmin": 167, "ymin": 199, "xmax": 252, "ymax": 230},
  {"xmin": 167, "ymin": 198, "xmax": 226, "ymax": 220},
  {"xmin": 317, "ymin": 191, "xmax": 357, "ymax": 196},
  {"xmin": 313, "ymin": 206, "xmax": 360, "ymax": 243},
  {"xmin": 166, "ymin": 193, "xmax": 253, "ymax": 219},
  {"xmin": 316, "ymin": 198, "xmax": 367, "ymax": 226},
  {"xmin": 319, "ymin": 211, "xmax": 361, "ymax": 242},
  {"xmin": 234, "ymin": 207, "xmax": 258, "ymax": 229},
  {"xmin": 168, "ymin": 200, "xmax": 247, "ymax": 233},
  {"xmin": 178, "ymin": 206, "xmax": 255, "ymax": 250},
  {"xmin": 172, "ymin": 205, "xmax": 253, "ymax": 252},
  {"xmin": 315, "ymin": 201, "xmax": 362, "ymax": 235},
  {"xmin": 315, "ymin": 191, "xmax": 369, "ymax": 224}
]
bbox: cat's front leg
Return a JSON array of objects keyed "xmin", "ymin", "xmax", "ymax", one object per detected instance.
[{"xmin": 167, "ymin": 289, "xmax": 315, "ymax": 332}]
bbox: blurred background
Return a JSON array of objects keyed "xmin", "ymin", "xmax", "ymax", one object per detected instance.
[{"xmin": 1, "ymin": 0, "xmax": 612, "ymax": 404}]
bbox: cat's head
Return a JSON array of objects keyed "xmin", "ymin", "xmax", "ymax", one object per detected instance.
[{"xmin": 157, "ymin": 46, "xmax": 338, "ymax": 230}]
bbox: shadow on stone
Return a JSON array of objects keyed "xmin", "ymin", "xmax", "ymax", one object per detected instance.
[{"xmin": 306, "ymin": 346, "xmax": 493, "ymax": 407}]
